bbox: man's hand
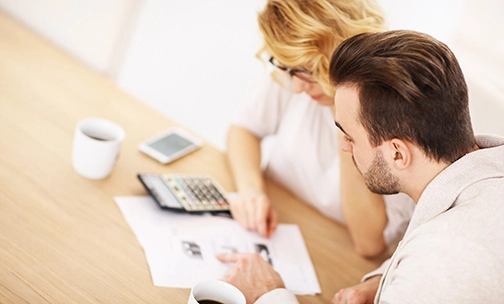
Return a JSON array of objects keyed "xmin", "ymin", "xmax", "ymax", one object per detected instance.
[
  {"xmin": 331, "ymin": 275, "xmax": 381, "ymax": 304},
  {"xmin": 229, "ymin": 192, "xmax": 278, "ymax": 237},
  {"xmin": 217, "ymin": 253, "xmax": 285, "ymax": 303}
]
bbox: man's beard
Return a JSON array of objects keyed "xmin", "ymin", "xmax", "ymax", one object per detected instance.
[{"xmin": 353, "ymin": 151, "xmax": 400, "ymax": 195}]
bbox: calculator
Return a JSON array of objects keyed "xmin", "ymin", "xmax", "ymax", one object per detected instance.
[{"xmin": 137, "ymin": 173, "xmax": 230, "ymax": 214}]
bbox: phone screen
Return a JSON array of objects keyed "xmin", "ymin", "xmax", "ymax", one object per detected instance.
[{"xmin": 148, "ymin": 133, "xmax": 195, "ymax": 156}]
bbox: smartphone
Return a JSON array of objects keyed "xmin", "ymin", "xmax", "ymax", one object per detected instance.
[{"xmin": 138, "ymin": 127, "xmax": 202, "ymax": 164}]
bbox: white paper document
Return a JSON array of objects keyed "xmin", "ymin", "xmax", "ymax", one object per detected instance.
[{"xmin": 114, "ymin": 196, "xmax": 321, "ymax": 295}]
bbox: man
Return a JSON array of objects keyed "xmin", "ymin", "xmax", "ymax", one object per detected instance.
[{"xmin": 217, "ymin": 30, "xmax": 504, "ymax": 303}]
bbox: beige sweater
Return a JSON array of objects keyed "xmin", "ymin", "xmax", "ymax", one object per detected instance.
[{"xmin": 365, "ymin": 134, "xmax": 504, "ymax": 303}]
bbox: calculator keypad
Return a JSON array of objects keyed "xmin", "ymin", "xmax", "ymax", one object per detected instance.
[{"xmin": 163, "ymin": 175, "xmax": 229, "ymax": 212}]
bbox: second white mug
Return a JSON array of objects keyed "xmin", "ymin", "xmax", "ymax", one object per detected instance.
[{"xmin": 187, "ymin": 280, "xmax": 245, "ymax": 304}]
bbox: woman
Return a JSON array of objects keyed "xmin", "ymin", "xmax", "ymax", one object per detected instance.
[{"xmin": 226, "ymin": 0, "xmax": 415, "ymax": 257}]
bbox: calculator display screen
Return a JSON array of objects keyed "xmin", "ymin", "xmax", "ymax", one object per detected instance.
[{"xmin": 148, "ymin": 133, "xmax": 195, "ymax": 156}]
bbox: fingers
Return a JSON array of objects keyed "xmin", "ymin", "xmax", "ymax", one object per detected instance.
[
  {"xmin": 217, "ymin": 253, "xmax": 262, "ymax": 269},
  {"xmin": 229, "ymin": 197, "xmax": 249, "ymax": 229},
  {"xmin": 331, "ymin": 283, "xmax": 376, "ymax": 304},
  {"xmin": 331, "ymin": 289, "xmax": 345, "ymax": 304},
  {"xmin": 230, "ymin": 195, "xmax": 256, "ymax": 230},
  {"xmin": 246, "ymin": 197, "xmax": 258, "ymax": 231},
  {"xmin": 218, "ymin": 253, "xmax": 284, "ymax": 304},
  {"xmin": 216, "ymin": 252, "xmax": 242, "ymax": 263},
  {"xmin": 255, "ymin": 197, "xmax": 269, "ymax": 236},
  {"xmin": 229, "ymin": 192, "xmax": 276, "ymax": 237},
  {"xmin": 267, "ymin": 209, "xmax": 279, "ymax": 237},
  {"xmin": 217, "ymin": 253, "xmax": 269, "ymax": 268}
]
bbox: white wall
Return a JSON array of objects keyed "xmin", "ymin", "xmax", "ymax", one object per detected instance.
[
  {"xmin": 450, "ymin": 0, "xmax": 504, "ymax": 135},
  {"xmin": 116, "ymin": 0, "xmax": 504, "ymax": 150},
  {"xmin": 379, "ymin": 0, "xmax": 464, "ymax": 44},
  {"xmin": 1, "ymin": 0, "xmax": 502, "ymax": 149},
  {"xmin": 0, "ymin": 0, "xmax": 140, "ymax": 75},
  {"xmin": 379, "ymin": 0, "xmax": 504, "ymax": 135},
  {"xmin": 115, "ymin": 0, "xmax": 266, "ymax": 150}
]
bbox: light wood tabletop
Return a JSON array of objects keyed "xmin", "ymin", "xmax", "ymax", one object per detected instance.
[{"xmin": 0, "ymin": 11, "xmax": 386, "ymax": 304}]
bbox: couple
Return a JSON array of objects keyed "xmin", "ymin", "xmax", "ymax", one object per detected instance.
[{"xmin": 217, "ymin": 29, "xmax": 504, "ymax": 304}]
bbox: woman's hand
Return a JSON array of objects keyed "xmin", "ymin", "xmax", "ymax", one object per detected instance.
[
  {"xmin": 229, "ymin": 191, "xmax": 278, "ymax": 237},
  {"xmin": 226, "ymin": 125, "xmax": 277, "ymax": 237}
]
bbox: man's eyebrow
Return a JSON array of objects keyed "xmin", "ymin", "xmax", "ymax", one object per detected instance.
[{"xmin": 334, "ymin": 121, "xmax": 347, "ymax": 134}]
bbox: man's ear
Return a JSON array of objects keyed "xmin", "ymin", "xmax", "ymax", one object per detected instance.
[{"xmin": 387, "ymin": 138, "xmax": 412, "ymax": 170}]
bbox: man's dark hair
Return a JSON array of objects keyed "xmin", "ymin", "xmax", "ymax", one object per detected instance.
[{"xmin": 329, "ymin": 30, "xmax": 476, "ymax": 163}]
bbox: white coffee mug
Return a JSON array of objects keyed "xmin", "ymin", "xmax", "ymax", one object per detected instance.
[
  {"xmin": 188, "ymin": 280, "xmax": 246, "ymax": 304},
  {"xmin": 72, "ymin": 118, "xmax": 125, "ymax": 180}
]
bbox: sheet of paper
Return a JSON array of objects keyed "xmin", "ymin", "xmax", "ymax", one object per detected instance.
[{"xmin": 114, "ymin": 196, "xmax": 321, "ymax": 295}]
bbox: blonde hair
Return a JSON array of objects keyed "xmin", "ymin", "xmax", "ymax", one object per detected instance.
[{"xmin": 257, "ymin": 0, "xmax": 386, "ymax": 96}]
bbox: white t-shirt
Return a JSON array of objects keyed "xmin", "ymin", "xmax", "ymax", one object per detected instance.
[{"xmin": 232, "ymin": 75, "xmax": 415, "ymax": 245}]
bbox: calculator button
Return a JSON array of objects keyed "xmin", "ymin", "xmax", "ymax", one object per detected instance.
[{"xmin": 159, "ymin": 174, "xmax": 230, "ymax": 212}]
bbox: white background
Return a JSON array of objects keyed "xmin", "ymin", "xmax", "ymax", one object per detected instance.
[{"xmin": 1, "ymin": 0, "xmax": 503, "ymax": 150}]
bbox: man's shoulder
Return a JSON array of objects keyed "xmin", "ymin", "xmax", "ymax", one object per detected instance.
[{"xmin": 384, "ymin": 229, "xmax": 504, "ymax": 302}]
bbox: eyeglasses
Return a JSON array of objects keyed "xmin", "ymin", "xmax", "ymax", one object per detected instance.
[{"xmin": 268, "ymin": 57, "xmax": 317, "ymax": 83}]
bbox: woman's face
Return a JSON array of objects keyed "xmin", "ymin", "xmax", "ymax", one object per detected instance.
[
  {"xmin": 291, "ymin": 76, "xmax": 334, "ymax": 106},
  {"xmin": 269, "ymin": 57, "xmax": 334, "ymax": 106}
]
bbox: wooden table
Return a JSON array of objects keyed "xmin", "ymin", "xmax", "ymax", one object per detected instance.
[{"xmin": 0, "ymin": 11, "xmax": 386, "ymax": 303}]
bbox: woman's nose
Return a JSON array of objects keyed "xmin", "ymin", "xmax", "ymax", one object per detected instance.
[{"xmin": 292, "ymin": 76, "xmax": 311, "ymax": 94}]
